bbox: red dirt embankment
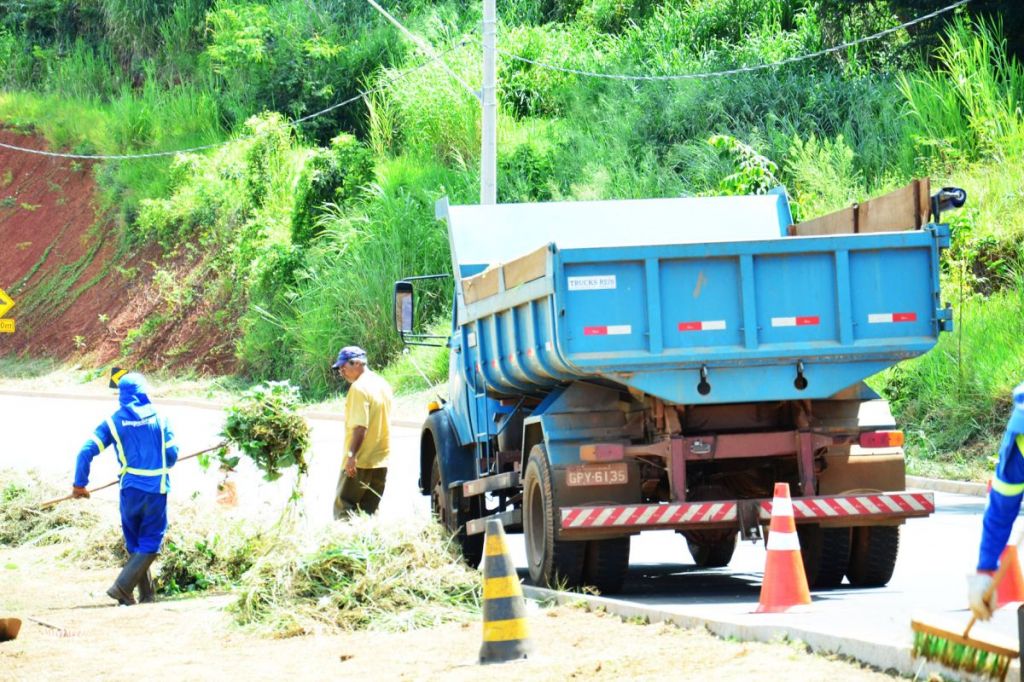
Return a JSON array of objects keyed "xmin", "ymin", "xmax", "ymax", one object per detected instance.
[{"xmin": 0, "ymin": 128, "xmax": 234, "ymax": 372}]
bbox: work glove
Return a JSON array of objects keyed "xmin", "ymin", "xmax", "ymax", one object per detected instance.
[
  {"xmin": 71, "ymin": 486, "xmax": 90, "ymax": 499},
  {"xmin": 967, "ymin": 571, "xmax": 996, "ymax": 621}
]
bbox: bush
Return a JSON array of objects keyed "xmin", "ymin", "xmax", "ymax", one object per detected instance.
[
  {"xmin": 498, "ymin": 140, "xmax": 557, "ymax": 203},
  {"xmin": 785, "ymin": 133, "xmax": 862, "ymax": 219},
  {"xmin": 290, "ymin": 133, "xmax": 375, "ymax": 248}
]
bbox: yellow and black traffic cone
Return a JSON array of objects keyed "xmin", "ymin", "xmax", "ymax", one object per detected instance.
[{"xmin": 478, "ymin": 519, "xmax": 530, "ymax": 664}]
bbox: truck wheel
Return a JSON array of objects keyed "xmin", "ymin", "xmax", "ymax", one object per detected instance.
[
  {"xmin": 797, "ymin": 524, "xmax": 850, "ymax": 589},
  {"xmin": 682, "ymin": 486, "xmax": 737, "ymax": 568},
  {"xmin": 582, "ymin": 537, "xmax": 630, "ymax": 594},
  {"xmin": 685, "ymin": 531, "xmax": 737, "ymax": 568},
  {"xmin": 431, "ymin": 456, "xmax": 484, "ymax": 568},
  {"xmin": 846, "ymin": 526, "xmax": 900, "ymax": 587},
  {"xmin": 523, "ymin": 445, "xmax": 584, "ymax": 589}
]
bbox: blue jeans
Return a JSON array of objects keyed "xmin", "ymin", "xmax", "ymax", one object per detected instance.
[{"xmin": 120, "ymin": 486, "xmax": 167, "ymax": 554}]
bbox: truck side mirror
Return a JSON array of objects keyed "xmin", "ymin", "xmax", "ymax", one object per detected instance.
[{"xmin": 394, "ymin": 281, "xmax": 414, "ymax": 336}]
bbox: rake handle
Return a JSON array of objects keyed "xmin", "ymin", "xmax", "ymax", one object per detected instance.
[{"xmin": 37, "ymin": 442, "xmax": 226, "ymax": 510}]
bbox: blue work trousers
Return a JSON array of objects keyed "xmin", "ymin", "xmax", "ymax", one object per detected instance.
[{"xmin": 120, "ymin": 487, "xmax": 168, "ymax": 554}]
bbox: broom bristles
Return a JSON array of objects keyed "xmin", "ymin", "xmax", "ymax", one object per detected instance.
[{"xmin": 912, "ymin": 626, "xmax": 1014, "ymax": 680}]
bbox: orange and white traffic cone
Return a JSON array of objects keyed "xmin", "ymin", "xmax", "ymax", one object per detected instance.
[
  {"xmin": 756, "ymin": 482, "xmax": 811, "ymax": 613},
  {"xmin": 995, "ymin": 543, "xmax": 1024, "ymax": 608}
]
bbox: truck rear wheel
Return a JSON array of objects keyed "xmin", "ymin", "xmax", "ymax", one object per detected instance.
[
  {"xmin": 523, "ymin": 445, "xmax": 584, "ymax": 589},
  {"xmin": 430, "ymin": 456, "xmax": 484, "ymax": 568},
  {"xmin": 685, "ymin": 531, "xmax": 737, "ymax": 568},
  {"xmin": 582, "ymin": 537, "xmax": 630, "ymax": 594},
  {"xmin": 797, "ymin": 525, "xmax": 850, "ymax": 589},
  {"xmin": 846, "ymin": 526, "xmax": 900, "ymax": 587}
]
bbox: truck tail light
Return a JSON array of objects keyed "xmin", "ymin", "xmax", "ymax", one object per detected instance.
[{"xmin": 859, "ymin": 430, "xmax": 905, "ymax": 448}]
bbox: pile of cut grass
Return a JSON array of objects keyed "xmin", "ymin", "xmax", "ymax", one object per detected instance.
[
  {"xmin": 232, "ymin": 514, "xmax": 481, "ymax": 636},
  {"xmin": 156, "ymin": 507, "xmax": 264, "ymax": 595},
  {"xmin": 61, "ymin": 502, "xmax": 262, "ymax": 595},
  {"xmin": 0, "ymin": 469, "xmax": 103, "ymax": 547}
]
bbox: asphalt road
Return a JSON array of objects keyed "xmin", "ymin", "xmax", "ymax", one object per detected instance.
[{"xmin": 4, "ymin": 391, "xmax": 1019, "ymax": 673}]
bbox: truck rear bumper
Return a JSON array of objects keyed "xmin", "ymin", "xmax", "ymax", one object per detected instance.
[{"xmin": 559, "ymin": 491, "xmax": 934, "ymax": 536}]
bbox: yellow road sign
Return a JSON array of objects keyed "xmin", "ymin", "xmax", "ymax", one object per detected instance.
[
  {"xmin": 0, "ymin": 319, "xmax": 14, "ymax": 334},
  {"xmin": 109, "ymin": 367, "xmax": 128, "ymax": 388},
  {"xmin": 0, "ymin": 287, "xmax": 13, "ymax": 319}
]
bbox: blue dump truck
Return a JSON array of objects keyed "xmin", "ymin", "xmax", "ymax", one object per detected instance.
[{"xmin": 394, "ymin": 182, "xmax": 965, "ymax": 594}]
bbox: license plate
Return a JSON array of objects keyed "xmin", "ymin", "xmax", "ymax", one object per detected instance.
[{"xmin": 566, "ymin": 462, "xmax": 628, "ymax": 487}]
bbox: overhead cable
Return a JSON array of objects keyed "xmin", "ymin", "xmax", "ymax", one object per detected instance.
[
  {"xmin": 499, "ymin": 0, "xmax": 970, "ymax": 81},
  {"xmin": 0, "ymin": 46, "xmax": 463, "ymax": 161},
  {"xmin": 364, "ymin": 0, "xmax": 479, "ymax": 99}
]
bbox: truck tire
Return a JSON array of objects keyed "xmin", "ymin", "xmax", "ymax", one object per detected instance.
[
  {"xmin": 846, "ymin": 526, "xmax": 900, "ymax": 587},
  {"xmin": 797, "ymin": 524, "xmax": 850, "ymax": 589},
  {"xmin": 685, "ymin": 532, "xmax": 737, "ymax": 568},
  {"xmin": 682, "ymin": 486, "xmax": 737, "ymax": 568},
  {"xmin": 523, "ymin": 445, "xmax": 584, "ymax": 589},
  {"xmin": 582, "ymin": 537, "xmax": 630, "ymax": 594},
  {"xmin": 430, "ymin": 456, "xmax": 484, "ymax": 568}
]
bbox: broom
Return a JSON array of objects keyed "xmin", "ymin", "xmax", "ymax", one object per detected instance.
[
  {"xmin": 36, "ymin": 442, "xmax": 226, "ymax": 509},
  {"xmin": 911, "ymin": 538, "xmax": 1021, "ymax": 680}
]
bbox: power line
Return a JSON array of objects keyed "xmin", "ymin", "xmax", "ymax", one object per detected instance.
[
  {"xmin": 498, "ymin": 0, "xmax": 970, "ymax": 82},
  {"xmin": 0, "ymin": 46, "xmax": 464, "ymax": 161},
  {"xmin": 364, "ymin": 0, "xmax": 479, "ymax": 100}
]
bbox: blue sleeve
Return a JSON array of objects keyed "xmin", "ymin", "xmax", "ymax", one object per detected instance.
[
  {"xmin": 74, "ymin": 421, "xmax": 113, "ymax": 488},
  {"xmin": 162, "ymin": 417, "xmax": 179, "ymax": 467},
  {"xmin": 978, "ymin": 432, "xmax": 1024, "ymax": 570}
]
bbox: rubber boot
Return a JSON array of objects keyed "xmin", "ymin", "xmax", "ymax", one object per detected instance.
[
  {"xmin": 137, "ymin": 562, "xmax": 156, "ymax": 604},
  {"xmin": 107, "ymin": 553, "xmax": 155, "ymax": 606}
]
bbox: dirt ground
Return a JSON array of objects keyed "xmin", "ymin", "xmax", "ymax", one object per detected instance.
[
  {"xmin": 0, "ymin": 544, "xmax": 899, "ymax": 682},
  {"xmin": 0, "ymin": 127, "xmax": 235, "ymax": 373}
]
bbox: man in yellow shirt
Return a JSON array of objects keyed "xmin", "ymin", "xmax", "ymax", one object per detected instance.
[{"xmin": 332, "ymin": 345, "xmax": 394, "ymax": 519}]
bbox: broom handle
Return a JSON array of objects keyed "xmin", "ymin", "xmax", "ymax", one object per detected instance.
[
  {"xmin": 964, "ymin": 532, "xmax": 1024, "ymax": 638},
  {"xmin": 38, "ymin": 442, "xmax": 227, "ymax": 509}
]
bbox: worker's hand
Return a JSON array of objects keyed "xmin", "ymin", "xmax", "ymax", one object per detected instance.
[
  {"xmin": 345, "ymin": 455, "xmax": 357, "ymax": 478},
  {"xmin": 71, "ymin": 486, "xmax": 91, "ymax": 499},
  {"xmin": 967, "ymin": 571, "xmax": 996, "ymax": 621}
]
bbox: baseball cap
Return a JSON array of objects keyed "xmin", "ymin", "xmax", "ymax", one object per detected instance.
[{"xmin": 332, "ymin": 345, "xmax": 367, "ymax": 369}]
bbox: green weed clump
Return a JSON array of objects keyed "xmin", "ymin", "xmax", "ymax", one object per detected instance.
[
  {"xmin": 0, "ymin": 470, "xmax": 102, "ymax": 547},
  {"xmin": 232, "ymin": 515, "xmax": 480, "ymax": 636},
  {"xmin": 290, "ymin": 133, "xmax": 374, "ymax": 248},
  {"xmin": 155, "ymin": 509, "xmax": 264, "ymax": 595},
  {"xmin": 220, "ymin": 381, "xmax": 311, "ymax": 482}
]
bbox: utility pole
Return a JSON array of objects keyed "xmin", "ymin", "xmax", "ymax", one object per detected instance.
[{"xmin": 481, "ymin": 0, "xmax": 497, "ymax": 204}]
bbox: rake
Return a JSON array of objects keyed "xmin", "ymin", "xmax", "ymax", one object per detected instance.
[{"xmin": 35, "ymin": 442, "xmax": 225, "ymax": 509}]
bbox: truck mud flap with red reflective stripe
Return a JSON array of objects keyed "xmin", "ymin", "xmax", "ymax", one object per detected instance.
[{"xmin": 559, "ymin": 491, "xmax": 934, "ymax": 533}]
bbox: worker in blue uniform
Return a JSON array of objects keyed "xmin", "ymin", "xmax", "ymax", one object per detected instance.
[
  {"xmin": 968, "ymin": 382, "xmax": 1024, "ymax": 620},
  {"xmin": 72, "ymin": 373, "xmax": 179, "ymax": 605}
]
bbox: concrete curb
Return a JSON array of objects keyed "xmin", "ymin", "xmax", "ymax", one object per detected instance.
[
  {"xmin": 908, "ymin": 474, "xmax": 988, "ymax": 497},
  {"xmin": 521, "ymin": 585, "xmax": 1017, "ymax": 681}
]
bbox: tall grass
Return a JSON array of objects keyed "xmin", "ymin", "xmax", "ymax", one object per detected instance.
[
  {"xmin": 900, "ymin": 16, "xmax": 1024, "ymax": 166},
  {"xmin": 272, "ymin": 156, "xmax": 474, "ymax": 398},
  {"xmin": 874, "ymin": 281, "xmax": 1024, "ymax": 479}
]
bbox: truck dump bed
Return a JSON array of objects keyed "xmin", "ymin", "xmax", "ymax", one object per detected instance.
[{"xmin": 440, "ymin": 193, "xmax": 951, "ymax": 405}]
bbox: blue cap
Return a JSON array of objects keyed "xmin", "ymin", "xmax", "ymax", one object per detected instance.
[{"xmin": 332, "ymin": 345, "xmax": 367, "ymax": 369}]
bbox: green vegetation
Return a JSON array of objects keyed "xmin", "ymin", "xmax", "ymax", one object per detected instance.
[
  {"xmin": 219, "ymin": 380, "xmax": 311, "ymax": 482},
  {"xmin": 1, "ymin": 2, "xmax": 1024, "ymax": 477}
]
